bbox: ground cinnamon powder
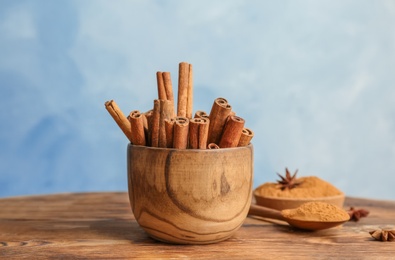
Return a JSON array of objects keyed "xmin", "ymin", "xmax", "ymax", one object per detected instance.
[
  {"xmin": 282, "ymin": 201, "xmax": 350, "ymax": 222},
  {"xmin": 255, "ymin": 176, "xmax": 342, "ymax": 198}
]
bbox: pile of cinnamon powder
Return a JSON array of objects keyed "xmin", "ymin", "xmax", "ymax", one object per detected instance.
[
  {"xmin": 282, "ymin": 201, "xmax": 349, "ymax": 222},
  {"xmin": 255, "ymin": 176, "xmax": 342, "ymax": 198}
]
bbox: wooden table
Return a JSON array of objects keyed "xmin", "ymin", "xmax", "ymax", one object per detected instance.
[{"xmin": 0, "ymin": 192, "xmax": 394, "ymax": 259}]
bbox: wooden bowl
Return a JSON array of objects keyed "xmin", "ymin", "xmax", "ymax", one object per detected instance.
[
  {"xmin": 253, "ymin": 188, "xmax": 345, "ymax": 211},
  {"xmin": 127, "ymin": 144, "xmax": 253, "ymax": 244}
]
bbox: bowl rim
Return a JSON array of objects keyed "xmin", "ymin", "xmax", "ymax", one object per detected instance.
[
  {"xmin": 253, "ymin": 188, "xmax": 345, "ymax": 201},
  {"xmin": 128, "ymin": 143, "xmax": 253, "ymax": 152}
]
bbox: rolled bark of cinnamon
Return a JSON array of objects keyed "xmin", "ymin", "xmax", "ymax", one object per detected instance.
[
  {"xmin": 156, "ymin": 72, "xmax": 166, "ymax": 100},
  {"xmin": 198, "ymin": 117, "xmax": 209, "ymax": 149},
  {"xmin": 186, "ymin": 64, "xmax": 193, "ymax": 118},
  {"xmin": 194, "ymin": 110, "xmax": 209, "ymax": 119},
  {"xmin": 128, "ymin": 110, "xmax": 146, "ymax": 146},
  {"xmin": 219, "ymin": 115, "xmax": 245, "ymax": 148},
  {"xmin": 157, "ymin": 71, "xmax": 175, "ymax": 117},
  {"xmin": 177, "ymin": 62, "xmax": 193, "ymax": 118},
  {"xmin": 151, "ymin": 100, "xmax": 160, "ymax": 147},
  {"xmin": 159, "ymin": 99, "xmax": 173, "ymax": 148},
  {"xmin": 238, "ymin": 127, "xmax": 254, "ymax": 147},
  {"xmin": 207, "ymin": 143, "xmax": 220, "ymax": 149},
  {"xmin": 207, "ymin": 97, "xmax": 232, "ymax": 145},
  {"xmin": 104, "ymin": 100, "xmax": 133, "ymax": 143},
  {"xmin": 142, "ymin": 110, "xmax": 151, "ymax": 130},
  {"xmin": 188, "ymin": 117, "xmax": 208, "ymax": 149},
  {"xmin": 188, "ymin": 118, "xmax": 200, "ymax": 149},
  {"xmin": 163, "ymin": 72, "xmax": 175, "ymax": 117},
  {"xmin": 162, "ymin": 72, "xmax": 174, "ymax": 102},
  {"xmin": 144, "ymin": 109, "xmax": 153, "ymax": 146},
  {"xmin": 165, "ymin": 118, "xmax": 175, "ymax": 148},
  {"xmin": 173, "ymin": 116, "xmax": 189, "ymax": 149}
]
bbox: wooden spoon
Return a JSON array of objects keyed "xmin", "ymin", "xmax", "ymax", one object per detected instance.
[{"xmin": 248, "ymin": 204, "xmax": 350, "ymax": 231}]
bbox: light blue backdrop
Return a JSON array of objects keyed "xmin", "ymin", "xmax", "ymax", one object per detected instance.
[{"xmin": 1, "ymin": 0, "xmax": 394, "ymax": 199}]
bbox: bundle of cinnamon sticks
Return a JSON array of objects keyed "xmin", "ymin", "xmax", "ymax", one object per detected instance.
[{"xmin": 105, "ymin": 62, "xmax": 254, "ymax": 149}]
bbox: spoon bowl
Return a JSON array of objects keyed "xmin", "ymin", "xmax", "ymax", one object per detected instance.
[
  {"xmin": 284, "ymin": 218, "xmax": 349, "ymax": 231},
  {"xmin": 248, "ymin": 204, "xmax": 349, "ymax": 231}
]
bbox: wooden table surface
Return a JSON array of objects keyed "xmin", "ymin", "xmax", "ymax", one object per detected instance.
[{"xmin": 0, "ymin": 192, "xmax": 394, "ymax": 259}]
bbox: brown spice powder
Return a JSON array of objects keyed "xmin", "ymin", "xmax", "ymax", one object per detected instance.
[
  {"xmin": 255, "ymin": 176, "xmax": 342, "ymax": 198},
  {"xmin": 282, "ymin": 201, "xmax": 350, "ymax": 222}
]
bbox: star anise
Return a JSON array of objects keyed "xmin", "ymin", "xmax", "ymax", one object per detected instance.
[
  {"xmin": 276, "ymin": 168, "xmax": 302, "ymax": 190},
  {"xmin": 369, "ymin": 229, "xmax": 395, "ymax": 242},
  {"xmin": 347, "ymin": 207, "xmax": 369, "ymax": 221}
]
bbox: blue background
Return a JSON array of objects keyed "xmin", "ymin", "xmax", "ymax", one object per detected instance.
[{"xmin": 1, "ymin": 0, "xmax": 395, "ymax": 199}]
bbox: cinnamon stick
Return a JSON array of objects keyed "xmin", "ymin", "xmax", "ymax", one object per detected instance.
[
  {"xmin": 173, "ymin": 116, "xmax": 189, "ymax": 149},
  {"xmin": 104, "ymin": 100, "xmax": 133, "ymax": 142},
  {"xmin": 156, "ymin": 72, "xmax": 166, "ymax": 100},
  {"xmin": 186, "ymin": 64, "xmax": 193, "ymax": 118},
  {"xmin": 163, "ymin": 72, "xmax": 175, "ymax": 117},
  {"xmin": 128, "ymin": 110, "xmax": 146, "ymax": 146},
  {"xmin": 207, "ymin": 143, "xmax": 220, "ymax": 149},
  {"xmin": 151, "ymin": 100, "xmax": 160, "ymax": 147},
  {"xmin": 219, "ymin": 115, "xmax": 245, "ymax": 148},
  {"xmin": 189, "ymin": 118, "xmax": 209, "ymax": 149},
  {"xmin": 207, "ymin": 97, "xmax": 232, "ymax": 145},
  {"xmin": 165, "ymin": 118, "xmax": 175, "ymax": 148},
  {"xmin": 144, "ymin": 109, "xmax": 153, "ymax": 146},
  {"xmin": 177, "ymin": 62, "xmax": 193, "ymax": 118},
  {"xmin": 188, "ymin": 118, "xmax": 200, "ymax": 149},
  {"xmin": 238, "ymin": 127, "xmax": 254, "ymax": 147},
  {"xmin": 156, "ymin": 71, "xmax": 175, "ymax": 117},
  {"xmin": 194, "ymin": 110, "xmax": 209, "ymax": 119},
  {"xmin": 162, "ymin": 72, "xmax": 174, "ymax": 102},
  {"xmin": 158, "ymin": 99, "xmax": 173, "ymax": 148},
  {"xmin": 198, "ymin": 117, "xmax": 209, "ymax": 149}
]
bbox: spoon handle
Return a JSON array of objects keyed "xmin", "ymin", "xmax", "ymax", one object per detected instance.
[{"xmin": 248, "ymin": 204, "xmax": 286, "ymax": 221}]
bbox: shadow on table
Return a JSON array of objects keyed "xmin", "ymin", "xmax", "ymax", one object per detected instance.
[{"xmin": 88, "ymin": 218, "xmax": 155, "ymax": 244}]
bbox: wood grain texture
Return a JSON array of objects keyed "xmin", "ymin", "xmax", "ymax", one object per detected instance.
[
  {"xmin": 127, "ymin": 144, "xmax": 253, "ymax": 244},
  {"xmin": 0, "ymin": 193, "xmax": 395, "ymax": 259}
]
